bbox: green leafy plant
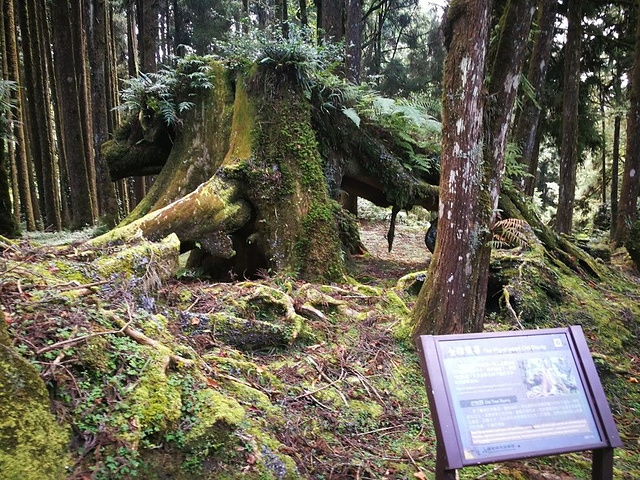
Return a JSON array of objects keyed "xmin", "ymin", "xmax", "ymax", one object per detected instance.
[
  {"xmin": 216, "ymin": 24, "xmax": 343, "ymax": 94},
  {"xmin": 116, "ymin": 55, "xmax": 215, "ymax": 127},
  {"xmin": 503, "ymin": 141, "xmax": 533, "ymax": 189}
]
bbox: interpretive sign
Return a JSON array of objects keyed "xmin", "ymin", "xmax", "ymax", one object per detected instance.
[{"xmin": 416, "ymin": 326, "xmax": 622, "ymax": 479}]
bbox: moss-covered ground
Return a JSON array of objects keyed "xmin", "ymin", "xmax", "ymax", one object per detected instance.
[{"xmin": 0, "ymin": 218, "xmax": 638, "ymax": 479}]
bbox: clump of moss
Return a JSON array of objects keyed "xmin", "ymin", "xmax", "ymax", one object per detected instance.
[{"xmin": 0, "ymin": 312, "xmax": 70, "ymax": 479}]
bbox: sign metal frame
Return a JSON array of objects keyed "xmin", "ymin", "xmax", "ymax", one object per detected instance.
[{"xmin": 416, "ymin": 326, "xmax": 622, "ymax": 480}]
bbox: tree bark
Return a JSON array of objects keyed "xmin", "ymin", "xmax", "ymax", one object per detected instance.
[
  {"xmin": 0, "ymin": 0, "xmax": 15, "ymax": 236},
  {"xmin": 412, "ymin": 0, "xmax": 492, "ymax": 336},
  {"xmin": 615, "ymin": 5, "xmax": 640, "ymax": 245},
  {"xmin": 299, "ymin": 0, "xmax": 308, "ymax": 27},
  {"xmin": 50, "ymin": 0, "xmax": 95, "ymax": 228},
  {"xmin": 555, "ymin": 0, "xmax": 582, "ymax": 234},
  {"xmin": 345, "ymin": 0, "xmax": 362, "ymax": 83},
  {"xmin": 3, "ymin": 0, "xmax": 36, "ymax": 231},
  {"xmin": 512, "ymin": 0, "xmax": 557, "ymax": 196},
  {"xmin": 127, "ymin": 2, "xmax": 139, "ymax": 75},
  {"xmin": 19, "ymin": 0, "xmax": 62, "ymax": 230},
  {"xmin": 89, "ymin": 0, "xmax": 118, "ymax": 226},
  {"xmin": 138, "ymin": 0, "xmax": 158, "ymax": 73},
  {"xmin": 611, "ymin": 115, "xmax": 620, "ymax": 240},
  {"xmin": 74, "ymin": 0, "xmax": 99, "ymax": 218},
  {"xmin": 322, "ymin": 0, "xmax": 343, "ymax": 43}
]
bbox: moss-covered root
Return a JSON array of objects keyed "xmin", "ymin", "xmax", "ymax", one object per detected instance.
[
  {"xmin": 92, "ymin": 233, "xmax": 181, "ymax": 291},
  {"xmin": 0, "ymin": 311, "xmax": 70, "ymax": 479},
  {"xmin": 89, "ymin": 177, "xmax": 251, "ymax": 248}
]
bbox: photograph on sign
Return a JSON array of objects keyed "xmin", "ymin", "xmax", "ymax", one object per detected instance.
[{"xmin": 435, "ymin": 331, "xmax": 604, "ymax": 464}]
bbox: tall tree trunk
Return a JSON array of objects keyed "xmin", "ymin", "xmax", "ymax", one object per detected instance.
[
  {"xmin": 412, "ymin": 0, "xmax": 492, "ymax": 336},
  {"xmin": 299, "ymin": 0, "xmax": 307, "ymax": 28},
  {"xmin": 41, "ymin": 0, "xmax": 71, "ymax": 228},
  {"xmin": 600, "ymin": 83, "xmax": 606, "ymax": 205},
  {"xmin": 36, "ymin": 0, "xmax": 63, "ymax": 228},
  {"xmin": 345, "ymin": 0, "xmax": 362, "ymax": 83},
  {"xmin": 321, "ymin": 0, "xmax": 343, "ymax": 43},
  {"xmin": 512, "ymin": 0, "xmax": 557, "ymax": 196},
  {"xmin": 3, "ymin": 0, "xmax": 36, "ymax": 230},
  {"xmin": 473, "ymin": 0, "xmax": 535, "ymax": 332},
  {"xmin": 0, "ymin": 0, "xmax": 15, "ymax": 236},
  {"xmin": 0, "ymin": 0, "xmax": 17, "ymax": 236},
  {"xmin": 0, "ymin": 129, "xmax": 17, "ymax": 236},
  {"xmin": 50, "ymin": 0, "xmax": 95, "ymax": 228},
  {"xmin": 127, "ymin": 2, "xmax": 139, "ymax": 75},
  {"xmin": 19, "ymin": 0, "xmax": 61, "ymax": 230},
  {"xmin": 74, "ymin": 0, "xmax": 99, "ymax": 219},
  {"xmin": 279, "ymin": 0, "xmax": 289, "ymax": 38},
  {"xmin": 138, "ymin": 0, "xmax": 158, "ymax": 73},
  {"xmin": 555, "ymin": 0, "xmax": 582, "ymax": 234},
  {"xmin": 611, "ymin": 114, "xmax": 621, "ymax": 240},
  {"xmin": 615, "ymin": 5, "xmax": 640, "ymax": 245},
  {"xmin": 89, "ymin": 0, "xmax": 118, "ymax": 226},
  {"xmin": 316, "ymin": 0, "xmax": 322, "ymax": 39},
  {"xmin": 413, "ymin": 0, "xmax": 533, "ymax": 336}
]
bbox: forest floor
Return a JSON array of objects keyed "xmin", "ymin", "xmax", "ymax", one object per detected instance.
[{"xmin": 1, "ymin": 212, "xmax": 639, "ymax": 480}]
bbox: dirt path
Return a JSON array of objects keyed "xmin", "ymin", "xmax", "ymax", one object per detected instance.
[{"xmin": 353, "ymin": 220, "xmax": 431, "ymax": 285}]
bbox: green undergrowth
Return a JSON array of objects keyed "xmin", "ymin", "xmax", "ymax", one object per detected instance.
[{"xmin": 0, "ymin": 230, "xmax": 638, "ymax": 479}]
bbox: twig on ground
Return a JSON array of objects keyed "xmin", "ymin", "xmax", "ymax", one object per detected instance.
[
  {"xmin": 52, "ymin": 279, "xmax": 110, "ymax": 292},
  {"xmin": 307, "ymin": 356, "xmax": 349, "ymax": 407},
  {"xmin": 292, "ymin": 369, "xmax": 346, "ymax": 401},
  {"xmin": 474, "ymin": 465, "xmax": 501, "ymax": 479},
  {"xmin": 502, "ymin": 286, "xmax": 524, "ymax": 329}
]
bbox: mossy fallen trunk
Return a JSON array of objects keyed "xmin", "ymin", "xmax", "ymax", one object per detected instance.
[{"xmin": 0, "ymin": 311, "xmax": 70, "ymax": 479}]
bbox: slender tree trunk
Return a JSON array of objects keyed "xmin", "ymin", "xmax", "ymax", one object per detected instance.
[
  {"xmin": 50, "ymin": 0, "xmax": 95, "ymax": 228},
  {"xmin": 138, "ymin": 0, "xmax": 158, "ymax": 73},
  {"xmin": 615, "ymin": 5, "xmax": 640, "ymax": 245},
  {"xmin": 600, "ymin": 85, "xmax": 606, "ymax": 205},
  {"xmin": 36, "ymin": 0, "xmax": 63, "ymax": 228},
  {"xmin": 345, "ymin": 0, "xmax": 362, "ymax": 83},
  {"xmin": 106, "ymin": 5, "xmax": 120, "ymax": 133},
  {"xmin": 0, "ymin": 0, "xmax": 17, "ymax": 235},
  {"xmin": 555, "ymin": 0, "xmax": 582, "ymax": 234},
  {"xmin": 316, "ymin": 0, "xmax": 322, "ymax": 40},
  {"xmin": 279, "ymin": 0, "xmax": 289, "ymax": 38},
  {"xmin": 322, "ymin": 0, "xmax": 343, "ymax": 43},
  {"xmin": 299, "ymin": 0, "xmax": 308, "ymax": 28},
  {"xmin": 19, "ymin": 0, "xmax": 61, "ymax": 230},
  {"xmin": 0, "ymin": 129, "xmax": 17, "ymax": 236},
  {"xmin": 0, "ymin": 0, "xmax": 12, "ymax": 236},
  {"xmin": 412, "ymin": 0, "xmax": 492, "ymax": 336},
  {"xmin": 611, "ymin": 115, "xmax": 620, "ymax": 240},
  {"xmin": 41, "ymin": 0, "xmax": 71, "ymax": 228},
  {"xmin": 4, "ymin": 0, "xmax": 36, "ymax": 230},
  {"xmin": 127, "ymin": 2, "xmax": 139, "ymax": 75},
  {"xmin": 512, "ymin": 0, "xmax": 557, "ymax": 196},
  {"xmin": 89, "ymin": 0, "xmax": 118, "ymax": 226},
  {"xmin": 70, "ymin": 0, "xmax": 99, "ymax": 221}
]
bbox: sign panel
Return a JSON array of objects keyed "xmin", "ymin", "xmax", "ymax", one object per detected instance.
[{"xmin": 417, "ymin": 327, "xmax": 622, "ymax": 469}]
